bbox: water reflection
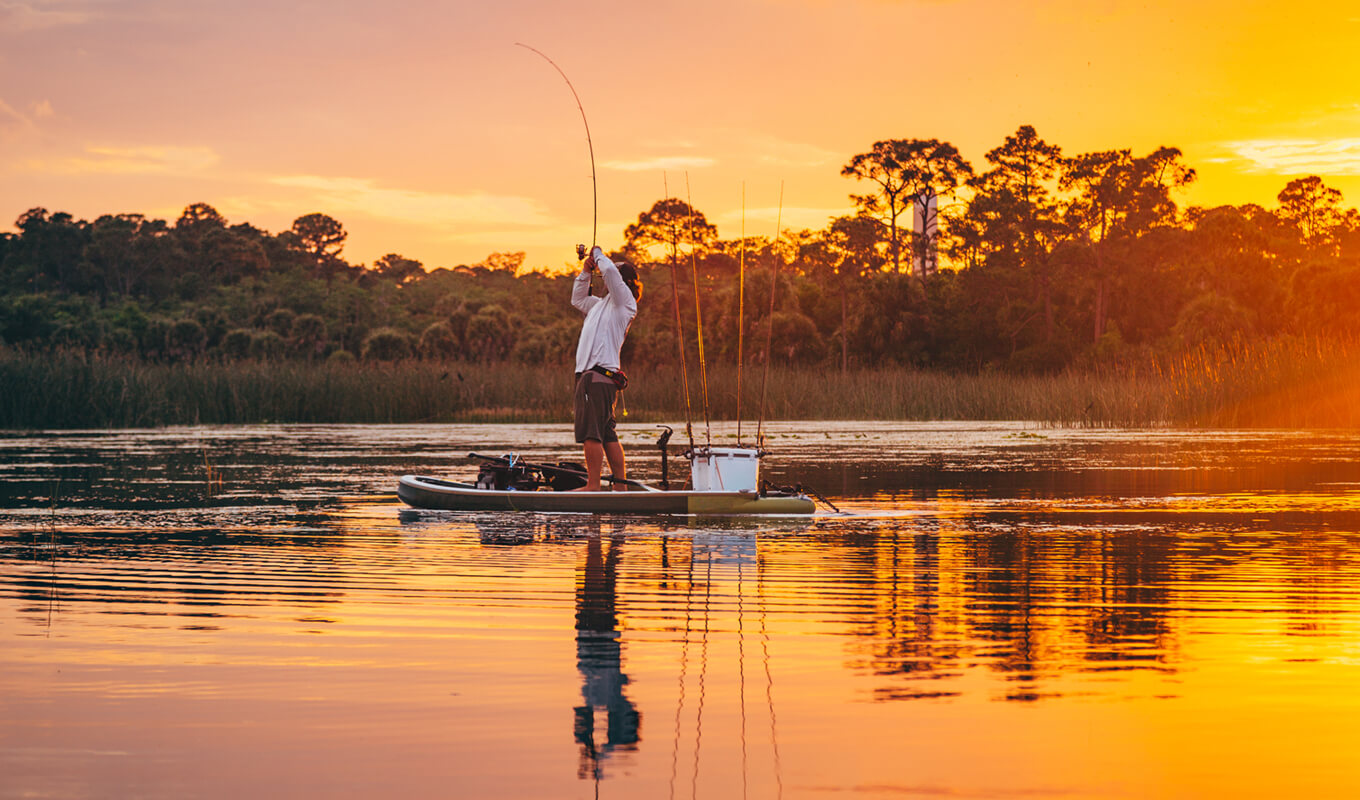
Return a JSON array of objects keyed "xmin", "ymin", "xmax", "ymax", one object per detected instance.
[
  {"xmin": 456, "ymin": 516, "xmax": 785, "ymax": 792},
  {"xmin": 6, "ymin": 424, "xmax": 1360, "ymax": 798},
  {"xmin": 572, "ymin": 528, "xmax": 639, "ymax": 780}
]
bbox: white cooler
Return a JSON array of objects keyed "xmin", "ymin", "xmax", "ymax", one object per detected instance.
[{"xmin": 689, "ymin": 447, "xmax": 761, "ymax": 492}]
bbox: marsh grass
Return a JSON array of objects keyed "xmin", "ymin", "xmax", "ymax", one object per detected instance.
[
  {"xmin": 0, "ymin": 353, "xmax": 577, "ymax": 428},
  {"xmin": 1155, "ymin": 337, "xmax": 1360, "ymax": 427},
  {"xmin": 3, "ymin": 337, "xmax": 1359, "ymax": 428}
]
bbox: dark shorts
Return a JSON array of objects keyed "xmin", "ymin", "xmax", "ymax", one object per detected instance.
[{"xmin": 574, "ymin": 371, "xmax": 619, "ymax": 444}]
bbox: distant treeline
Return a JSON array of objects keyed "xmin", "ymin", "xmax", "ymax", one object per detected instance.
[{"xmin": 2, "ymin": 125, "xmax": 1359, "ymax": 376}]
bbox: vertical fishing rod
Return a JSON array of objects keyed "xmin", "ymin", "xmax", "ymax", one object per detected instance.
[
  {"xmin": 515, "ymin": 43, "xmax": 597, "ymax": 256},
  {"xmin": 665, "ymin": 175, "xmax": 697, "ymax": 451},
  {"xmin": 736, "ymin": 184, "xmax": 747, "ymax": 446},
  {"xmin": 756, "ymin": 183, "xmax": 784, "ymax": 450},
  {"xmin": 686, "ymin": 173, "xmax": 712, "ymax": 449}
]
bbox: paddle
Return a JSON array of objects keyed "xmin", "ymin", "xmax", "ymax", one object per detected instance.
[{"xmin": 469, "ymin": 453, "xmax": 661, "ymax": 492}]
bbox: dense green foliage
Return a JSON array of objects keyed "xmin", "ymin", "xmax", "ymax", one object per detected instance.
[
  {"xmin": 2, "ymin": 125, "xmax": 1359, "ymax": 427},
  {"xmin": 0, "ymin": 203, "xmax": 587, "ymax": 368}
]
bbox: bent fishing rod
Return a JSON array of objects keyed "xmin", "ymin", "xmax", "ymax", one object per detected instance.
[{"xmin": 514, "ymin": 43, "xmax": 597, "ymax": 260}]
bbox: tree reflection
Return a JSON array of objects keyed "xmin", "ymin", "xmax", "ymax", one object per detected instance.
[
  {"xmin": 854, "ymin": 530, "xmax": 967, "ymax": 701},
  {"xmin": 395, "ymin": 512, "xmax": 1360, "ymax": 708},
  {"xmin": 966, "ymin": 528, "xmax": 1048, "ymax": 700},
  {"xmin": 840, "ymin": 521, "xmax": 1192, "ymax": 702},
  {"xmin": 1079, "ymin": 530, "xmax": 1177, "ymax": 669}
]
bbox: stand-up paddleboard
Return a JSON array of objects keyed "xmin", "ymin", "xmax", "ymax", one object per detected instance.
[
  {"xmin": 397, "ymin": 448, "xmax": 820, "ymax": 515},
  {"xmin": 397, "ymin": 475, "xmax": 815, "ymax": 514}
]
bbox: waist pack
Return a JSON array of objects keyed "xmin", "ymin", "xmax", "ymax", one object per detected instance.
[{"xmin": 590, "ymin": 365, "xmax": 629, "ymax": 391}]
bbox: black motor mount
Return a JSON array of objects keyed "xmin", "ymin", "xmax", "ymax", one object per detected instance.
[
  {"xmin": 476, "ymin": 462, "xmax": 534, "ymax": 491},
  {"xmin": 545, "ymin": 462, "xmax": 588, "ymax": 491},
  {"xmin": 475, "ymin": 458, "xmax": 588, "ymax": 491}
]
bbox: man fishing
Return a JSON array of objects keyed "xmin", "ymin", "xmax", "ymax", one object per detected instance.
[{"xmin": 572, "ymin": 245, "xmax": 642, "ymax": 491}]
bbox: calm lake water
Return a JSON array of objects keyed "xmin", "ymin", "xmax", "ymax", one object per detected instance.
[{"xmin": 4, "ymin": 421, "xmax": 1360, "ymax": 799}]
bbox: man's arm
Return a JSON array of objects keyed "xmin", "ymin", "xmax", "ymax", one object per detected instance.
[
  {"xmin": 592, "ymin": 247, "xmax": 637, "ymax": 315},
  {"xmin": 571, "ymin": 262, "xmax": 598, "ymax": 314}
]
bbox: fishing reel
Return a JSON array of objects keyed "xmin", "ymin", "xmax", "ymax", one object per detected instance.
[{"xmin": 576, "ymin": 243, "xmax": 586, "ymax": 261}]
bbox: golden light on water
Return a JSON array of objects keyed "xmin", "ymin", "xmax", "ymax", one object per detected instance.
[
  {"xmin": 8, "ymin": 422, "xmax": 1360, "ymax": 797},
  {"xmin": 9, "ymin": 496, "xmax": 1360, "ymax": 797}
]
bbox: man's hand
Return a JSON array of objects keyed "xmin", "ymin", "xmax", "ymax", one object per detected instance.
[{"xmin": 583, "ymin": 254, "xmax": 597, "ymax": 273}]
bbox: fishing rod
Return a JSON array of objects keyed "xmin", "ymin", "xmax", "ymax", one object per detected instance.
[
  {"xmin": 756, "ymin": 182, "xmax": 784, "ymax": 450},
  {"xmin": 685, "ymin": 173, "xmax": 712, "ymax": 449},
  {"xmin": 737, "ymin": 184, "xmax": 746, "ymax": 446},
  {"xmin": 665, "ymin": 174, "xmax": 697, "ymax": 452},
  {"xmin": 515, "ymin": 43, "xmax": 597, "ymax": 258}
]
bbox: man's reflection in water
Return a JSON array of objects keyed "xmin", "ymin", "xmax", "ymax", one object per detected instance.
[{"xmin": 574, "ymin": 527, "xmax": 640, "ymax": 780}]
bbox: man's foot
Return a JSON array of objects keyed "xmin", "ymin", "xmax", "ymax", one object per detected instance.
[{"xmin": 572, "ymin": 483, "xmax": 602, "ymax": 492}]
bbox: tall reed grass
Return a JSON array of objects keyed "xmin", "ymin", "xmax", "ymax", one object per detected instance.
[
  {"xmin": 1153, "ymin": 337, "xmax": 1360, "ymax": 427},
  {"xmin": 0, "ymin": 354, "xmax": 575, "ymax": 428},
  {"xmin": 3, "ymin": 337, "xmax": 1359, "ymax": 429}
]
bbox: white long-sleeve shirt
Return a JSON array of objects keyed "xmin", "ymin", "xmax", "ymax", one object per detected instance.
[{"xmin": 572, "ymin": 246, "xmax": 637, "ymax": 374}]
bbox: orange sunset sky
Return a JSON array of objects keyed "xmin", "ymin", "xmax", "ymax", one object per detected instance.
[{"xmin": 1, "ymin": 0, "xmax": 1357, "ymax": 273}]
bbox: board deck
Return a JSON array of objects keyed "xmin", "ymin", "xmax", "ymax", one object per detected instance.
[{"xmin": 397, "ymin": 475, "xmax": 816, "ymax": 515}]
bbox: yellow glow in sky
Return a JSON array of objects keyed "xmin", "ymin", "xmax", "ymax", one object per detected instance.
[{"xmin": 1, "ymin": 0, "xmax": 1358, "ymax": 272}]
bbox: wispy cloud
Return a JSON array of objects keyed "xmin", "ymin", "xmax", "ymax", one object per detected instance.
[
  {"xmin": 601, "ymin": 134, "xmax": 839, "ymax": 174},
  {"xmin": 0, "ymin": 96, "xmax": 33, "ymax": 132},
  {"xmin": 602, "ymin": 155, "xmax": 717, "ymax": 172},
  {"xmin": 715, "ymin": 205, "xmax": 854, "ymax": 232},
  {"xmin": 745, "ymin": 134, "xmax": 842, "ymax": 169},
  {"xmin": 0, "ymin": 1, "xmax": 93, "ymax": 33},
  {"xmin": 0, "ymin": 97, "xmax": 53, "ymax": 138},
  {"xmin": 269, "ymin": 175, "xmax": 556, "ymax": 228},
  {"xmin": 638, "ymin": 138, "xmax": 701, "ymax": 150},
  {"xmin": 24, "ymin": 144, "xmax": 219, "ymax": 175},
  {"xmin": 1221, "ymin": 138, "xmax": 1360, "ymax": 175}
]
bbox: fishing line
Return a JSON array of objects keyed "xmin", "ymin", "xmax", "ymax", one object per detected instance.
[
  {"xmin": 685, "ymin": 173, "xmax": 712, "ymax": 449},
  {"xmin": 756, "ymin": 182, "xmax": 784, "ymax": 450},
  {"xmin": 514, "ymin": 43, "xmax": 596, "ymax": 254}
]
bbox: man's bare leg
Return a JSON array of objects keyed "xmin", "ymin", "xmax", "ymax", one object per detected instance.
[
  {"xmin": 603, "ymin": 441, "xmax": 627, "ymax": 490},
  {"xmin": 576, "ymin": 439, "xmax": 604, "ymax": 491}
]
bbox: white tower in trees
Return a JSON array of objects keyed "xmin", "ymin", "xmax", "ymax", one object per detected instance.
[{"xmin": 912, "ymin": 191, "xmax": 939, "ymax": 278}]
